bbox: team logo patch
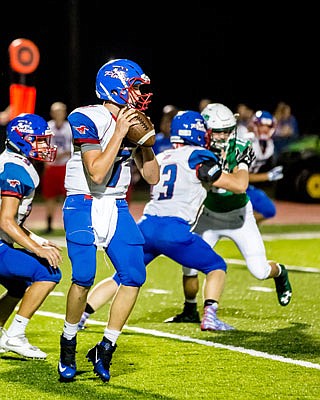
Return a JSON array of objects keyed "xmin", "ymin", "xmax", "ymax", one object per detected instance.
[
  {"xmin": 7, "ymin": 179, "xmax": 21, "ymax": 187},
  {"xmin": 105, "ymin": 67, "xmax": 128, "ymax": 82},
  {"xmin": 74, "ymin": 125, "xmax": 89, "ymax": 135}
]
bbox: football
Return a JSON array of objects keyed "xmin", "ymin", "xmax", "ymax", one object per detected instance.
[{"xmin": 126, "ymin": 110, "xmax": 156, "ymax": 147}]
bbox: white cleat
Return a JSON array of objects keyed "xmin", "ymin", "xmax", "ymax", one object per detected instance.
[{"xmin": 0, "ymin": 329, "xmax": 47, "ymax": 359}]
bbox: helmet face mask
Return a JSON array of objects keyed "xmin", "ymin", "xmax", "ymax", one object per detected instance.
[
  {"xmin": 170, "ymin": 110, "xmax": 209, "ymax": 148},
  {"xmin": 208, "ymin": 128, "xmax": 236, "ymax": 155},
  {"xmin": 96, "ymin": 59, "xmax": 152, "ymax": 110},
  {"xmin": 6, "ymin": 114, "xmax": 57, "ymax": 162}
]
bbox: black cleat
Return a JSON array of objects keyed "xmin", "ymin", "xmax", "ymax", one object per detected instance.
[
  {"xmin": 164, "ymin": 303, "xmax": 201, "ymax": 323},
  {"xmin": 274, "ymin": 264, "xmax": 292, "ymax": 306}
]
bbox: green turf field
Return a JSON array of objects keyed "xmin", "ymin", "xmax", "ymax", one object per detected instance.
[{"xmin": 1, "ymin": 225, "xmax": 319, "ymax": 399}]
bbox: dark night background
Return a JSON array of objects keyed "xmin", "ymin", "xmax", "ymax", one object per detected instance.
[{"xmin": 1, "ymin": 1, "xmax": 320, "ymax": 134}]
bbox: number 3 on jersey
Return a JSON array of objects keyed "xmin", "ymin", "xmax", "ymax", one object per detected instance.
[{"xmin": 158, "ymin": 164, "xmax": 177, "ymax": 200}]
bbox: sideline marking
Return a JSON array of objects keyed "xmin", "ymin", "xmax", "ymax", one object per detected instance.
[{"xmin": 36, "ymin": 310, "xmax": 320, "ymax": 371}]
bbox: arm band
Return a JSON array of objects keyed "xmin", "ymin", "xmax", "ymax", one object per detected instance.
[
  {"xmin": 197, "ymin": 159, "xmax": 222, "ymax": 183},
  {"xmin": 29, "ymin": 232, "xmax": 49, "ymax": 246},
  {"xmin": 237, "ymin": 163, "xmax": 249, "ymax": 171}
]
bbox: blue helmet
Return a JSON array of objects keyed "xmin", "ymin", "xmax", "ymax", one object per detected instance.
[
  {"xmin": 252, "ymin": 110, "xmax": 276, "ymax": 139},
  {"xmin": 95, "ymin": 58, "xmax": 152, "ymax": 110},
  {"xmin": 170, "ymin": 110, "xmax": 209, "ymax": 148},
  {"xmin": 253, "ymin": 110, "xmax": 275, "ymax": 127},
  {"xmin": 6, "ymin": 113, "xmax": 57, "ymax": 162}
]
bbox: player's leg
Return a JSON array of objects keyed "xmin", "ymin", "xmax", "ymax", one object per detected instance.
[
  {"xmin": 59, "ymin": 194, "xmax": 96, "ymax": 381},
  {"xmin": 78, "ymin": 276, "xmax": 120, "ymax": 330},
  {"xmin": 86, "ymin": 200, "xmax": 146, "ymax": 382},
  {"xmin": 0, "ymin": 246, "xmax": 61, "ymax": 358},
  {"xmin": 228, "ymin": 202, "xmax": 292, "ymax": 306}
]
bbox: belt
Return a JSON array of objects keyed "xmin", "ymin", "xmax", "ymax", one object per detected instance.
[{"xmin": 82, "ymin": 194, "xmax": 125, "ymax": 200}]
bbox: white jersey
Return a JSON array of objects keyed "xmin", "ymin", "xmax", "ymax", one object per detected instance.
[
  {"xmin": 48, "ymin": 119, "xmax": 72, "ymax": 166},
  {"xmin": 64, "ymin": 104, "xmax": 133, "ymax": 198},
  {"xmin": 143, "ymin": 145, "xmax": 217, "ymax": 225},
  {"xmin": 250, "ymin": 135, "xmax": 275, "ymax": 173},
  {"xmin": 0, "ymin": 150, "xmax": 39, "ymax": 244}
]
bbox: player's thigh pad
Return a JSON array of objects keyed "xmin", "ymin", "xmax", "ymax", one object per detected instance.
[
  {"xmin": 63, "ymin": 195, "xmax": 95, "ymax": 245},
  {"xmin": 63, "ymin": 195, "xmax": 96, "ymax": 286},
  {"xmin": 0, "ymin": 245, "xmax": 61, "ymax": 283},
  {"xmin": 107, "ymin": 200, "xmax": 146, "ymax": 287}
]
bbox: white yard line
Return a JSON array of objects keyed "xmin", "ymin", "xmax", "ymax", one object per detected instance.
[
  {"xmin": 53, "ymin": 231, "xmax": 320, "ymax": 248},
  {"xmin": 36, "ymin": 310, "xmax": 320, "ymax": 371}
]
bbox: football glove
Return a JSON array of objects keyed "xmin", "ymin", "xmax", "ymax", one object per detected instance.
[
  {"xmin": 267, "ymin": 165, "xmax": 284, "ymax": 181},
  {"xmin": 235, "ymin": 145, "xmax": 256, "ymax": 168}
]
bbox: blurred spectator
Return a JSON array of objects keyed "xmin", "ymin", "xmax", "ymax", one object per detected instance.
[
  {"xmin": 153, "ymin": 104, "xmax": 179, "ymax": 155},
  {"xmin": 235, "ymin": 103, "xmax": 254, "ymax": 139},
  {"xmin": 198, "ymin": 98, "xmax": 212, "ymax": 112},
  {"xmin": 273, "ymin": 101, "xmax": 299, "ymax": 158},
  {"xmin": 41, "ymin": 102, "xmax": 72, "ymax": 233},
  {"xmin": 0, "ymin": 106, "xmax": 11, "ymax": 126},
  {"xmin": 0, "ymin": 106, "xmax": 11, "ymax": 153}
]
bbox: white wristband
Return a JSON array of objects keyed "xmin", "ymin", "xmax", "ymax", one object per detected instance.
[
  {"xmin": 29, "ymin": 232, "xmax": 49, "ymax": 246},
  {"xmin": 238, "ymin": 163, "xmax": 249, "ymax": 171}
]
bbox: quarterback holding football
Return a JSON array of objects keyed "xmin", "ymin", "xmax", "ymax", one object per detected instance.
[{"xmin": 58, "ymin": 58, "xmax": 159, "ymax": 383}]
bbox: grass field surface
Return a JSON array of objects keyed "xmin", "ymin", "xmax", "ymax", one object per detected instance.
[{"xmin": 0, "ymin": 224, "xmax": 319, "ymax": 399}]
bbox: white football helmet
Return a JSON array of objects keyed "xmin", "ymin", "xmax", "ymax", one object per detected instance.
[{"xmin": 201, "ymin": 103, "xmax": 237, "ymax": 154}]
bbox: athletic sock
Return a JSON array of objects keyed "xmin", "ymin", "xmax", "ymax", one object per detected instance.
[{"xmin": 7, "ymin": 314, "xmax": 29, "ymax": 337}]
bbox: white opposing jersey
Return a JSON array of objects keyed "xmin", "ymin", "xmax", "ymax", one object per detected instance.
[
  {"xmin": 250, "ymin": 136, "xmax": 275, "ymax": 173},
  {"xmin": 143, "ymin": 146, "xmax": 218, "ymax": 225},
  {"xmin": 64, "ymin": 104, "xmax": 133, "ymax": 198}
]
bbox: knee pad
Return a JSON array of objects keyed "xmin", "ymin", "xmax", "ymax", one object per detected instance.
[
  {"xmin": 67, "ymin": 241, "xmax": 97, "ymax": 286},
  {"xmin": 246, "ymin": 256, "xmax": 271, "ymax": 280},
  {"xmin": 118, "ymin": 266, "xmax": 146, "ymax": 287}
]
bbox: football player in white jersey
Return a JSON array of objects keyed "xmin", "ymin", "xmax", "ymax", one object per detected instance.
[
  {"xmin": 165, "ymin": 104, "xmax": 292, "ymax": 326},
  {"xmin": 58, "ymin": 59, "xmax": 159, "ymax": 383},
  {"xmin": 77, "ymin": 110, "xmax": 255, "ymax": 332},
  {"xmin": 241, "ymin": 110, "xmax": 284, "ymax": 223},
  {"xmin": 0, "ymin": 114, "xmax": 62, "ymax": 359}
]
